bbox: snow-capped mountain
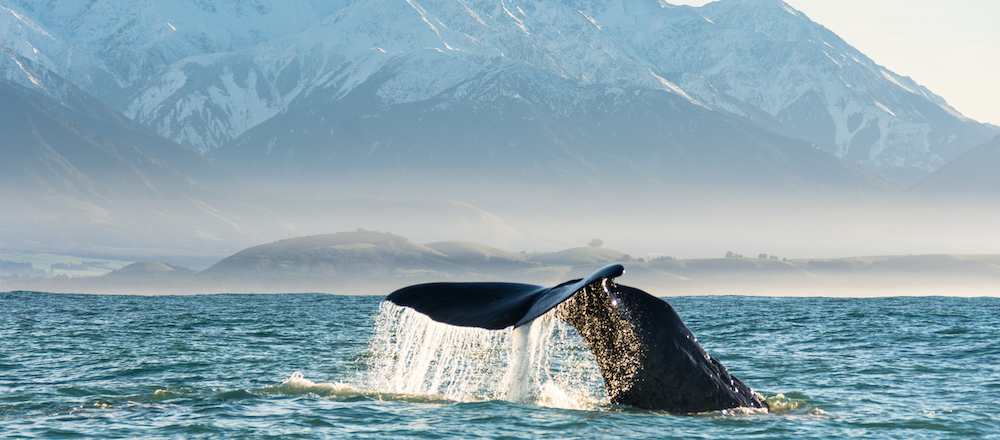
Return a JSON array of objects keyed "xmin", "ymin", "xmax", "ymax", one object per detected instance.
[
  {"xmin": 1, "ymin": 0, "xmax": 347, "ymax": 149},
  {"xmin": 0, "ymin": 4, "xmax": 118, "ymax": 101},
  {"xmin": 116, "ymin": 0, "xmax": 703, "ymax": 154},
  {"xmin": 654, "ymin": 0, "xmax": 997, "ymax": 180},
  {"xmin": 1, "ymin": 0, "xmax": 996, "ymax": 182},
  {"xmin": 208, "ymin": 50, "xmax": 897, "ymax": 207},
  {"xmin": 3, "ymin": 0, "xmax": 348, "ymax": 85}
]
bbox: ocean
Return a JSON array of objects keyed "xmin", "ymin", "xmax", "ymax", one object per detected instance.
[{"xmin": 1, "ymin": 292, "xmax": 998, "ymax": 439}]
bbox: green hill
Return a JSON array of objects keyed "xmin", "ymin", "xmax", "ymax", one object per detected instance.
[
  {"xmin": 527, "ymin": 247, "xmax": 628, "ymax": 266},
  {"xmin": 107, "ymin": 262, "xmax": 195, "ymax": 277},
  {"xmin": 424, "ymin": 241, "xmax": 527, "ymax": 261},
  {"xmin": 198, "ymin": 231, "xmax": 455, "ymax": 289},
  {"xmin": 8, "ymin": 231, "xmax": 1000, "ymax": 296}
]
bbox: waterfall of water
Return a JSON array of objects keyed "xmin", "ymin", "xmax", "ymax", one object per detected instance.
[{"xmin": 366, "ymin": 302, "xmax": 605, "ymax": 409}]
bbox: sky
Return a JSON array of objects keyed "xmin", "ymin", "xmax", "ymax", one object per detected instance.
[{"xmin": 671, "ymin": 0, "xmax": 1000, "ymax": 127}]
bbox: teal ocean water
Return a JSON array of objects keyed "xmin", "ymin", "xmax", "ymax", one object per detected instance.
[{"xmin": 2, "ymin": 292, "xmax": 998, "ymax": 439}]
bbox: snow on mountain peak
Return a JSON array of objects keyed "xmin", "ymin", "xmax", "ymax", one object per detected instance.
[{"xmin": 2, "ymin": 0, "xmax": 995, "ymax": 174}]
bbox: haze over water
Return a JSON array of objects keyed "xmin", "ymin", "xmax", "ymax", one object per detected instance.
[{"xmin": 2, "ymin": 292, "xmax": 998, "ymax": 438}]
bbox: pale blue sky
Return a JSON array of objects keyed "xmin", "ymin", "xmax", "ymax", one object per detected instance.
[{"xmin": 672, "ymin": 0, "xmax": 1000, "ymax": 126}]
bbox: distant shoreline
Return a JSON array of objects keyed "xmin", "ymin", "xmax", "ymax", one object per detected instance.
[{"xmin": 4, "ymin": 232, "xmax": 998, "ymax": 297}]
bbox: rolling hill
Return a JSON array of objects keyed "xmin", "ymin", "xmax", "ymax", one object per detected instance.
[{"xmin": 6, "ymin": 231, "xmax": 997, "ymax": 296}]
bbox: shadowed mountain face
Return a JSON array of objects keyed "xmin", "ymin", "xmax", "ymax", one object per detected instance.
[
  {"xmin": 909, "ymin": 135, "xmax": 1000, "ymax": 197},
  {"xmin": 0, "ymin": 68, "xmax": 540, "ymax": 257},
  {"xmin": 209, "ymin": 63, "xmax": 897, "ymax": 209},
  {"xmin": 0, "ymin": 79, "xmax": 269, "ymax": 251}
]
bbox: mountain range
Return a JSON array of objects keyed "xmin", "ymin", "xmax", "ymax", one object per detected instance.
[
  {"xmin": 5, "ymin": 0, "xmax": 995, "ymax": 182},
  {"xmin": 2, "ymin": 0, "xmax": 998, "ymax": 261},
  {"xmin": 0, "ymin": 71, "xmax": 535, "ymax": 260},
  {"xmin": 0, "ymin": 76, "xmax": 264, "ymax": 253}
]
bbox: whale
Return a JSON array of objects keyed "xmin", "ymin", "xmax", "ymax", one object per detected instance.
[{"xmin": 386, "ymin": 263, "xmax": 767, "ymax": 413}]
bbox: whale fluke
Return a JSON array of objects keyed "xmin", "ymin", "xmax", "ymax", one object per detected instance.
[
  {"xmin": 385, "ymin": 264, "xmax": 767, "ymax": 413},
  {"xmin": 386, "ymin": 264, "xmax": 624, "ymax": 329}
]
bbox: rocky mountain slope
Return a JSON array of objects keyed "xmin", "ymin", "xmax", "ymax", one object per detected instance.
[
  {"xmin": 3, "ymin": 0, "xmax": 995, "ymax": 184},
  {"xmin": 0, "ymin": 78, "xmax": 267, "ymax": 253},
  {"xmin": 210, "ymin": 61, "xmax": 897, "ymax": 206},
  {"xmin": 0, "ymin": 72, "xmax": 535, "ymax": 257}
]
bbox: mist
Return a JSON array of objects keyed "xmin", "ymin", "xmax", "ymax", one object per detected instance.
[
  {"xmin": 224, "ymin": 170, "xmax": 1000, "ymax": 262},
  {"xmin": 4, "ymin": 174, "xmax": 999, "ymax": 297},
  {"xmin": 3, "ymin": 0, "xmax": 998, "ymax": 296}
]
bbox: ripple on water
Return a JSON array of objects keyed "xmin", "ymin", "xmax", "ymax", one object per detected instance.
[{"xmin": 2, "ymin": 293, "xmax": 999, "ymax": 439}]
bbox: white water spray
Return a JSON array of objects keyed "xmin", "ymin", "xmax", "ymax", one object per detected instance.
[{"xmin": 366, "ymin": 302, "xmax": 605, "ymax": 409}]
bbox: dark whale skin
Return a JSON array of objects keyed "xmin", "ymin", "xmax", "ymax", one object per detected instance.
[
  {"xmin": 556, "ymin": 282, "xmax": 766, "ymax": 412},
  {"xmin": 386, "ymin": 264, "xmax": 624, "ymax": 329}
]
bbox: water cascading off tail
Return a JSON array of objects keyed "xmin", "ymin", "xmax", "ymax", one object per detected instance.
[{"xmin": 366, "ymin": 302, "xmax": 605, "ymax": 409}]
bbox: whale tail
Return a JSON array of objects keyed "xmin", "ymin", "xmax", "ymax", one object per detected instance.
[
  {"xmin": 385, "ymin": 264, "xmax": 767, "ymax": 413},
  {"xmin": 385, "ymin": 264, "xmax": 624, "ymax": 329}
]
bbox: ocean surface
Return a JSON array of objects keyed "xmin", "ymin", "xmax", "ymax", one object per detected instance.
[{"xmin": 1, "ymin": 291, "xmax": 998, "ymax": 439}]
